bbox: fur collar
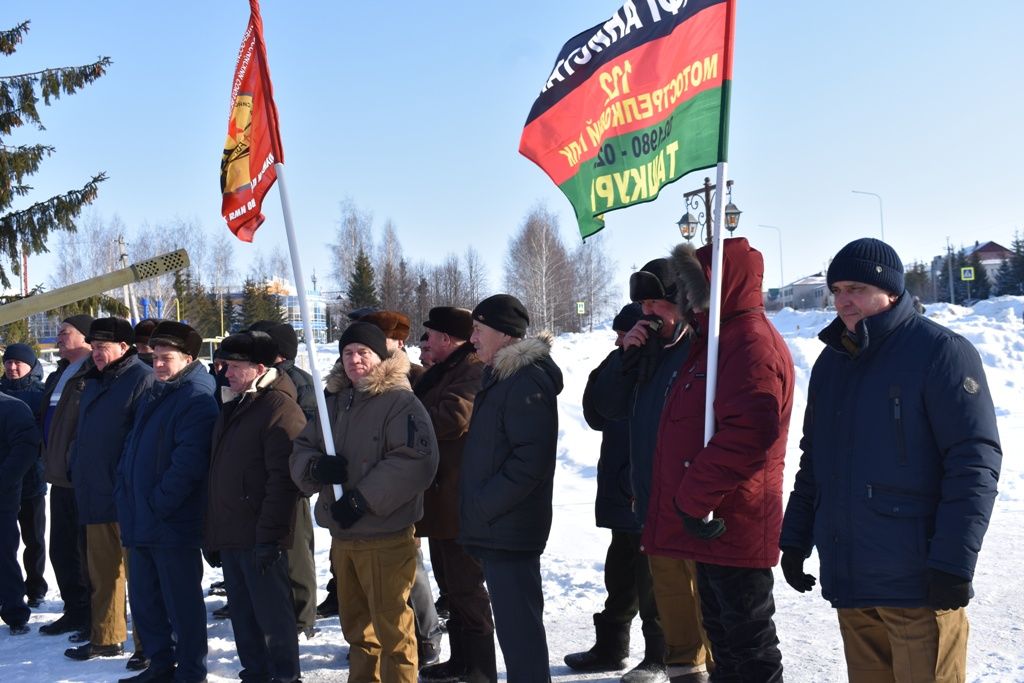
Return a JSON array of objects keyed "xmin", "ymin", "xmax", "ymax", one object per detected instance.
[
  {"xmin": 325, "ymin": 351, "xmax": 411, "ymax": 396},
  {"xmin": 670, "ymin": 242, "xmax": 710, "ymax": 313},
  {"xmin": 490, "ymin": 331, "xmax": 554, "ymax": 381}
]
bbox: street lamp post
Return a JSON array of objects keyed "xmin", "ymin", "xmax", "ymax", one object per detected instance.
[
  {"xmin": 676, "ymin": 177, "xmax": 741, "ymax": 244},
  {"xmin": 851, "ymin": 190, "xmax": 885, "ymax": 241},
  {"xmin": 757, "ymin": 224, "xmax": 786, "ymax": 291}
]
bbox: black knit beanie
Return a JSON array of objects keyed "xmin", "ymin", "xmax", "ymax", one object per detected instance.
[
  {"xmin": 471, "ymin": 294, "xmax": 529, "ymax": 338},
  {"xmin": 826, "ymin": 238, "xmax": 905, "ymax": 295},
  {"xmin": 63, "ymin": 314, "xmax": 95, "ymax": 338},
  {"xmin": 612, "ymin": 303, "xmax": 643, "ymax": 333},
  {"xmin": 249, "ymin": 321, "xmax": 298, "ymax": 360},
  {"xmin": 338, "ymin": 322, "xmax": 389, "ymax": 361}
]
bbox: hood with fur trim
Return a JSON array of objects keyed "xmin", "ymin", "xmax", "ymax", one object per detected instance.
[
  {"xmin": 670, "ymin": 237, "xmax": 765, "ymax": 320},
  {"xmin": 325, "ymin": 350, "xmax": 412, "ymax": 395},
  {"xmin": 490, "ymin": 331, "xmax": 560, "ymax": 384}
]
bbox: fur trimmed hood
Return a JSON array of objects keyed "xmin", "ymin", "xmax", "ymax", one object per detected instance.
[
  {"xmin": 490, "ymin": 331, "xmax": 556, "ymax": 381},
  {"xmin": 670, "ymin": 237, "xmax": 765, "ymax": 319},
  {"xmin": 325, "ymin": 351, "xmax": 412, "ymax": 396}
]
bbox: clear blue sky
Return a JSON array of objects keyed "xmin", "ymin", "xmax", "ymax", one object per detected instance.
[{"xmin": 6, "ymin": 1, "xmax": 1022, "ymax": 302}]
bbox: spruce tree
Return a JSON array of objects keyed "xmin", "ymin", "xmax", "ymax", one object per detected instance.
[
  {"xmin": 1, "ymin": 21, "xmax": 111, "ymax": 289},
  {"xmin": 240, "ymin": 278, "xmax": 284, "ymax": 328},
  {"xmin": 347, "ymin": 248, "xmax": 380, "ymax": 309}
]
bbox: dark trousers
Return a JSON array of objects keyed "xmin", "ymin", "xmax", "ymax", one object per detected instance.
[
  {"xmin": 411, "ymin": 546, "xmax": 443, "ymax": 646},
  {"xmin": 286, "ymin": 498, "xmax": 316, "ymax": 631},
  {"xmin": 222, "ymin": 547, "xmax": 300, "ymax": 683},
  {"xmin": 432, "ymin": 537, "xmax": 493, "ymax": 636},
  {"xmin": 48, "ymin": 485, "xmax": 90, "ymax": 621},
  {"xmin": 17, "ymin": 494, "xmax": 47, "ymax": 599},
  {"xmin": 128, "ymin": 546, "xmax": 207, "ymax": 681},
  {"xmin": 0, "ymin": 509, "xmax": 29, "ymax": 627},
  {"xmin": 696, "ymin": 563, "xmax": 783, "ymax": 683},
  {"xmin": 481, "ymin": 553, "xmax": 550, "ymax": 682},
  {"xmin": 602, "ymin": 530, "xmax": 660, "ymax": 637}
]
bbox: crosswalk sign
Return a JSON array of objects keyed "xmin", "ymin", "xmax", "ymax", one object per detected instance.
[{"xmin": 960, "ymin": 267, "xmax": 975, "ymax": 282}]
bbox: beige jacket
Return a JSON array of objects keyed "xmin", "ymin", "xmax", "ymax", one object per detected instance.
[{"xmin": 290, "ymin": 352, "xmax": 439, "ymax": 539}]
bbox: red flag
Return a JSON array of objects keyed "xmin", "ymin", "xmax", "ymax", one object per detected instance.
[{"xmin": 221, "ymin": 0, "xmax": 284, "ymax": 242}]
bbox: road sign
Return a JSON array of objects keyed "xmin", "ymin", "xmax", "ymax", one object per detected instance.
[
  {"xmin": 960, "ymin": 267, "xmax": 975, "ymax": 282},
  {"xmin": 576, "ymin": 301, "xmax": 585, "ymax": 315}
]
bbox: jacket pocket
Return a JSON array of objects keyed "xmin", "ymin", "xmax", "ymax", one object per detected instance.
[
  {"xmin": 866, "ymin": 483, "xmax": 935, "ymax": 559},
  {"xmin": 888, "ymin": 385, "xmax": 907, "ymax": 465}
]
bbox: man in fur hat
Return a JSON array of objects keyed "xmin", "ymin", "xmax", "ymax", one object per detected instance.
[
  {"xmin": 117, "ymin": 321, "xmax": 218, "ymax": 683},
  {"xmin": 204, "ymin": 330, "xmax": 306, "ymax": 683},
  {"xmin": 460, "ymin": 294, "xmax": 563, "ymax": 682}
]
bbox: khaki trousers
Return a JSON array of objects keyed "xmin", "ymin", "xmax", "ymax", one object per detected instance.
[
  {"xmin": 838, "ymin": 606, "xmax": 969, "ymax": 683},
  {"xmin": 332, "ymin": 527, "xmax": 418, "ymax": 683},
  {"xmin": 85, "ymin": 522, "xmax": 140, "ymax": 649},
  {"xmin": 648, "ymin": 554, "xmax": 712, "ymax": 667}
]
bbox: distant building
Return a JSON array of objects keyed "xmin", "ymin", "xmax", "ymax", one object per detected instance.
[
  {"xmin": 963, "ymin": 240, "xmax": 1013, "ymax": 282},
  {"xmin": 777, "ymin": 272, "xmax": 831, "ymax": 310},
  {"xmin": 262, "ymin": 276, "xmax": 328, "ymax": 344}
]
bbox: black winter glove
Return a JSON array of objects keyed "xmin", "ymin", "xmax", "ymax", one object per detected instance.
[
  {"xmin": 927, "ymin": 569, "xmax": 972, "ymax": 610},
  {"xmin": 311, "ymin": 454, "xmax": 349, "ymax": 485},
  {"xmin": 202, "ymin": 548, "xmax": 221, "ymax": 568},
  {"xmin": 331, "ymin": 489, "xmax": 368, "ymax": 530},
  {"xmin": 780, "ymin": 547, "xmax": 817, "ymax": 593},
  {"xmin": 675, "ymin": 504, "xmax": 726, "ymax": 540},
  {"xmin": 254, "ymin": 543, "xmax": 283, "ymax": 575}
]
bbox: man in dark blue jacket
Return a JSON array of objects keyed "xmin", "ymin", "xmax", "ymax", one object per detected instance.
[
  {"xmin": 565, "ymin": 303, "xmax": 664, "ymax": 680},
  {"xmin": 589, "ymin": 260, "xmax": 710, "ymax": 683},
  {"xmin": 0, "ymin": 392, "xmax": 39, "ymax": 635},
  {"xmin": 780, "ymin": 238, "xmax": 1002, "ymax": 682},
  {"xmin": 118, "ymin": 321, "xmax": 218, "ymax": 683},
  {"xmin": 460, "ymin": 294, "xmax": 562, "ymax": 683},
  {"xmin": 1, "ymin": 344, "xmax": 48, "ymax": 606},
  {"xmin": 66, "ymin": 318, "xmax": 153, "ymax": 664}
]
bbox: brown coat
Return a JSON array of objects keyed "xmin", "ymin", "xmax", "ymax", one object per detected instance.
[
  {"xmin": 412, "ymin": 343, "xmax": 483, "ymax": 539},
  {"xmin": 291, "ymin": 352, "xmax": 439, "ymax": 540},
  {"xmin": 205, "ymin": 369, "xmax": 306, "ymax": 551}
]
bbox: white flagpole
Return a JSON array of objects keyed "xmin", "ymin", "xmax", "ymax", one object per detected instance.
[
  {"xmin": 275, "ymin": 162, "xmax": 342, "ymax": 500},
  {"xmin": 702, "ymin": 162, "xmax": 728, "ymax": 520}
]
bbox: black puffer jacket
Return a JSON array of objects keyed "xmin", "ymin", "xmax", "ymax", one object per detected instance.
[{"xmin": 458, "ymin": 332, "xmax": 562, "ymax": 554}]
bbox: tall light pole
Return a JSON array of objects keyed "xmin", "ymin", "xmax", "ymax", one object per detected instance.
[
  {"xmin": 757, "ymin": 224, "xmax": 785, "ymax": 291},
  {"xmin": 851, "ymin": 190, "xmax": 885, "ymax": 241}
]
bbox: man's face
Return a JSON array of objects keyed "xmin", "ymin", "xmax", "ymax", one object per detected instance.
[
  {"xmin": 470, "ymin": 322, "xmax": 511, "ymax": 365},
  {"xmin": 425, "ymin": 329, "xmax": 458, "ymax": 364},
  {"xmin": 225, "ymin": 359, "xmax": 263, "ymax": 393},
  {"xmin": 831, "ymin": 280, "xmax": 898, "ymax": 332},
  {"xmin": 57, "ymin": 323, "xmax": 90, "ymax": 360},
  {"xmin": 91, "ymin": 341, "xmax": 128, "ymax": 371},
  {"xmin": 342, "ymin": 343, "xmax": 381, "ymax": 381},
  {"xmin": 152, "ymin": 345, "xmax": 191, "ymax": 382},
  {"xmin": 3, "ymin": 360, "xmax": 31, "ymax": 380},
  {"xmin": 639, "ymin": 298, "xmax": 680, "ymax": 338}
]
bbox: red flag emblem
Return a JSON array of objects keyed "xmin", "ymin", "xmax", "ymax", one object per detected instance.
[{"xmin": 221, "ymin": 0, "xmax": 284, "ymax": 242}]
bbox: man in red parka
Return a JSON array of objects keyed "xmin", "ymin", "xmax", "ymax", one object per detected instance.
[{"xmin": 644, "ymin": 238, "xmax": 794, "ymax": 682}]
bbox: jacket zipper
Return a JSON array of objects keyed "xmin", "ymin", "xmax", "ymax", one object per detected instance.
[{"xmin": 889, "ymin": 385, "xmax": 907, "ymax": 465}]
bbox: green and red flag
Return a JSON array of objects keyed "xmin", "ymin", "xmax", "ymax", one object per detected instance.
[
  {"xmin": 520, "ymin": 0, "xmax": 736, "ymax": 239},
  {"xmin": 221, "ymin": 0, "xmax": 284, "ymax": 242}
]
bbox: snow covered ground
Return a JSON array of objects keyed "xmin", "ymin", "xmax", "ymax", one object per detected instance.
[{"xmin": 3, "ymin": 299, "xmax": 1023, "ymax": 682}]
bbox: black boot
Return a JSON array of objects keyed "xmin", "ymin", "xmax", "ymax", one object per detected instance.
[
  {"xmin": 462, "ymin": 630, "xmax": 498, "ymax": 683},
  {"xmin": 565, "ymin": 613, "xmax": 630, "ymax": 672},
  {"xmin": 621, "ymin": 631, "xmax": 668, "ymax": 683},
  {"xmin": 420, "ymin": 617, "xmax": 466, "ymax": 682}
]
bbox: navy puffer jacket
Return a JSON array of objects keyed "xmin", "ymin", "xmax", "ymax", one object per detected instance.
[
  {"xmin": 0, "ymin": 361, "xmax": 46, "ymax": 499},
  {"xmin": 70, "ymin": 351, "xmax": 154, "ymax": 525},
  {"xmin": 459, "ymin": 333, "xmax": 562, "ymax": 554},
  {"xmin": 117, "ymin": 361, "xmax": 218, "ymax": 548},
  {"xmin": 780, "ymin": 294, "xmax": 1002, "ymax": 608}
]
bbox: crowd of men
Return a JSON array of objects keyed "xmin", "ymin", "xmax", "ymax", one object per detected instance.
[{"xmin": 0, "ymin": 235, "xmax": 1003, "ymax": 683}]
